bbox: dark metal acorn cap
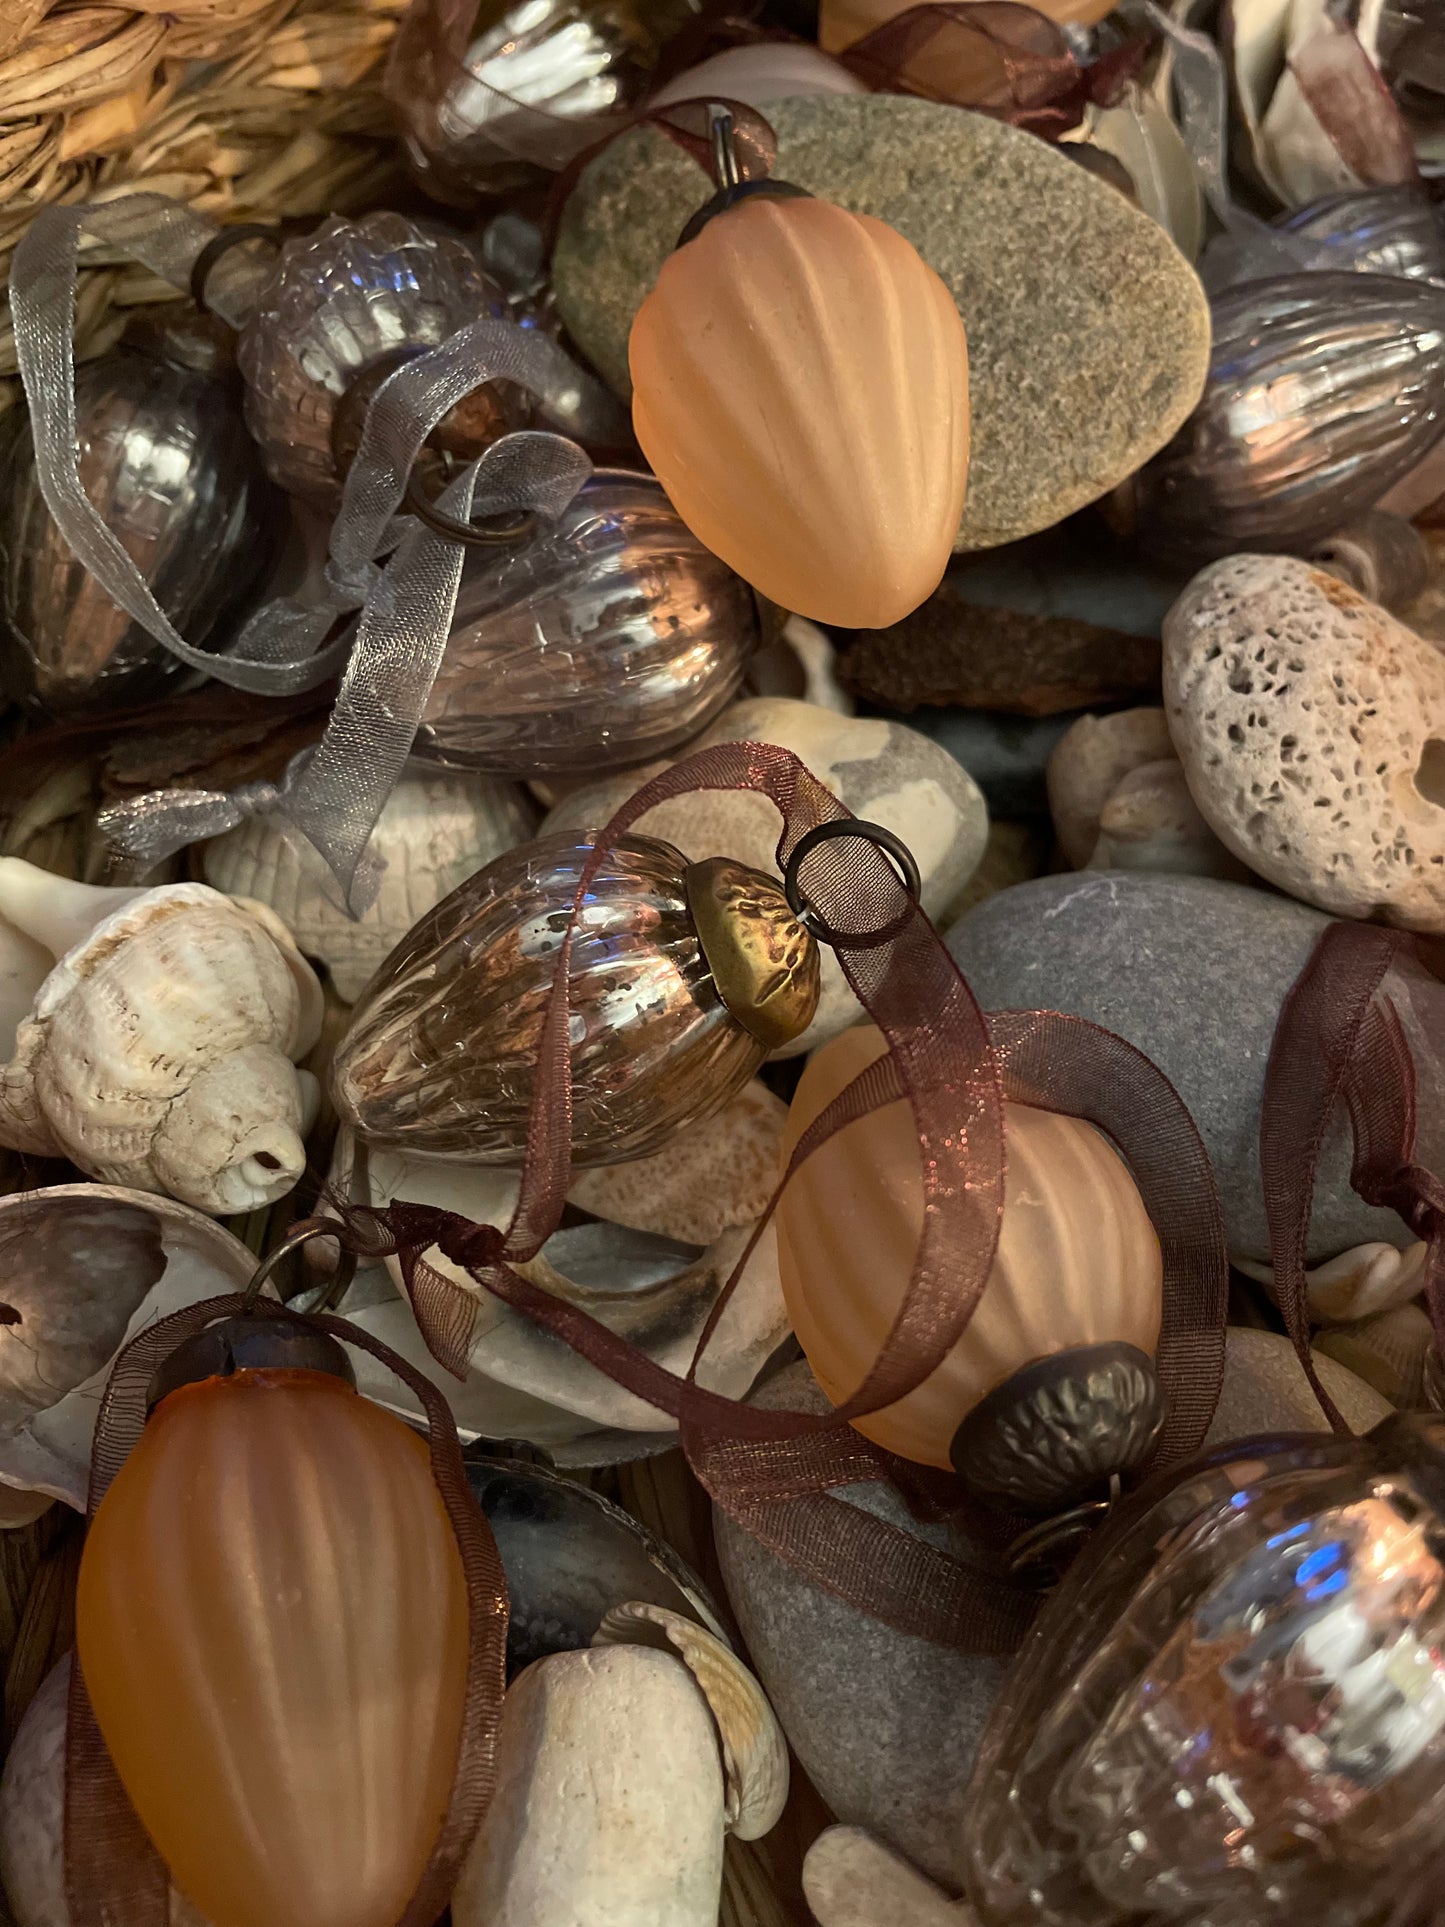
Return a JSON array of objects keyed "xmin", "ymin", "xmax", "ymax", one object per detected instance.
[
  {"xmin": 147, "ymin": 1315, "xmax": 355, "ymax": 1413},
  {"xmin": 949, "ymin": 1342, "xmax": 1167, "ymax": 1515},
  {"xmin": 674, "ymin": 106, "xmax": 812, "ymax": 251}
]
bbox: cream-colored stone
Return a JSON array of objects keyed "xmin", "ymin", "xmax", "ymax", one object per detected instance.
[
  {"xmin": 1163, "ymin": 557, "xmax": 1445, "ymax": 931},
  {"xmin": 0, "ymin": 1658, "xmax": 207, "ymax": 1927},
  {"xmin": 452, "ymin": 1646, "xmax": 725, "ymax": 1927},
  {"xmin": 802, "ymin": 1826, "xmax": 975, "ymax": 1927},
  {"xmin": 1045, "ymin": 708, "xmax": 1175, "ymax": 867},
  {"xmin": 1204, "ymin": 1326, "xmax": 1393, "ymax": 1449},
  {"xmin": 1315, "ymin": 1303, "xmax": 1435, "ymax": 1410},
  {"xmin": 1089, "ymin": 758, "xmax": 1253, "ymax": 880}
]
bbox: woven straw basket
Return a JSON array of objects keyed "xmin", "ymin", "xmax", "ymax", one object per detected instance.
[{"xmin": 0, "ymin": 6, "xmax": 823, "ymax": 1919}]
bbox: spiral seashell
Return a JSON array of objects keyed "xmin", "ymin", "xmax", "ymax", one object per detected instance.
[
  {"xmin": 0, "ymin": 864, "xmax": 323, "ymax": 1216},
  {"xmin": 203, "ymin": 768, "xmax": 535, "ymax": 1003},
  {"xmin": 593, "ymin": 1600, "xmax": 789, "ymax": 1838}
]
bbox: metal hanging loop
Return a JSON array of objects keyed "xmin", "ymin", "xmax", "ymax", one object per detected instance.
[
  {"xmin": 782, "ymin": 817, "xmax": 923, "ymax": 950},
  {"xmin": 242, "ymin": 1215, "xmax": 356, "ymax": 1313},
  {"xmin": 402, "ymin": 467, "xmax": 540, "ymax": 548},
  {"xmin": 189, "ymin": 222, "xmax": 285, "ymax": 312}
]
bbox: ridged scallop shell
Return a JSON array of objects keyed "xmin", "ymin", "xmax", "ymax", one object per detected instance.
[
  {"xmin": 777, "ymin": 1024, "xmax": 1163, "ymax": 1470},
  {"xmin": 204, "ymin": 769, "xmax": 535, "ymax": 1002},
  {"xmin": 0, "ymin": 869, "xmax": 323, "ymax": 1216},
  {"xmin": 629, "ymin": 195, "xmax": 969, "ymax": 628},
  {"xmin": 593, "ymin": 1600, "xmax": 789, "ymax": 1839},
  {"xmin": 237, "ymin": 212, "xmax": 508, "ymax": 506}
]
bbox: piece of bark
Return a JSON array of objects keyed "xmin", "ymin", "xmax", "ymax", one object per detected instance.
[{"xmin": 840, "ymin": 595, "xmax": 1161, "ymax": 718}]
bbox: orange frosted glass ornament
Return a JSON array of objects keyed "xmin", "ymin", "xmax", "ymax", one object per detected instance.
[
  {"xmin": 819, "ymin": 0, "xmax": 1118, "ymax": 54},
  {"xmin": 76, "ymin": 1360, "xmax": 469, "ymax": 1927},
  {"xmin": 628, "ymin": 191, "xmax": 969, "ymax": 629},
  {"xmin": 777, "ymin": 1025, "xmax": 1164, "ymax": 1507}
]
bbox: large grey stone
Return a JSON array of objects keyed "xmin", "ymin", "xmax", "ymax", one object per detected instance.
[
  {"xmin": 712, "ymin": 1363, "xmax": 1009, "ymax": 1894},
  {"xmin": 554, "ymin": 96, "xmax": 1210, "ymax": 552},
  {"xmin": 945, "ymin": 872, "xmax": 1445, "ymax": 1264}
]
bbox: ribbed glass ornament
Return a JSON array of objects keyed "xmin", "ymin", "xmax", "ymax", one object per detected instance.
[
  {"xmin": 1130, "ymin": 272, "xmax": 1445, "ymax": 568},
  {"xmin": 629, "ymin": 194, "xmax": 970, "ymax": 630},
  {"xmin": 76, "ymin": 1369, "xmax": 469, "ymax": 1927}
]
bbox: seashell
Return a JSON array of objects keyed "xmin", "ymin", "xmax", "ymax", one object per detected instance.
[
  {"xmin": 237, "ymin": 212, "xmax": 513, "ymax": 506},
  {"xmin": 0, "ymin": 1186, "xmax": 260, "ymax": 1515},
  {"xmin": 1046, "ymin": 707, "xmax": 1177, "ymax": 868},
  {"xmin": 629, "ymin": 194, "xmax": 970, "ymax": 628},
  {"xmin": 1234, "ymin": 1239, "xmax": 1428, "ymax": 1323},
  {"xmin": 203, "ymin": 767, "xmax": 535, "ymax": 1002},
  {"xmin": 777, "ymin": 1024, "xmax": 1164, "ymax": 1504},
  {"xmin": 1127, "ymin": 273, "xmax": 1445, "ymax": 569},
  {"xmin": 331, "ymin": 832, "xmax": 818, "ymax": 1165},
  {"xmin": 326, "ymin": 1115, "xmax": 790, "ymax": 1449},
  {"xmin": 1162, "ymin": 555, "xmax": 1445, "ymax": 932},
  {"xmin": 0, "ymin": 1657, "xmax": 209, "ymax": 1927},
  {"xmin": 648, "ymin": 42, "xmax": 868, "ymax": 107},
  {"xmin": 465, "ymin": 1456, "xmax": 727, "ymax": 1674},
  {"xmin": 1087, "ymin": 758, "xmax": 1253, "ymax": 881},
  {"xmin": 1308, "ymin": 508, "xmax": 1432, "ymax": 609},
  {"xmin": 412, "ymin": 471, "xmax": 760, "ymax": 779},
  {"xmin": 453, "ymin": 1645, "xmax": 726, "ymax": 1927},
  {"xmin": 0, "ymin": 863, "xmax": 323, "ymax": 1214},
  {"xmin": 594, "ymin": 1600, "xmax": 788, "ymax": 1839},
  {"xmin": 803, "ymin": 1827, "xmax": 975, "ymax": 1927},
  {"xmin": 1072, "ymin": 86, "xmax": 1205, "ymax": 260}
]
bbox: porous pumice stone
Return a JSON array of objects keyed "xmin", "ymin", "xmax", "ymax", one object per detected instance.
[{"xmin": 1163, "ymin": 555, "xmax": 1445, "ymax": 931}]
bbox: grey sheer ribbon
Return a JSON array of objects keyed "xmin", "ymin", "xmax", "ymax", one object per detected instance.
[
  {"xmin": 1140, "ymin": 3, "xmax": 1336, "ymax": 289},
  {"xmin": 11, "ymin": 195, "xmax": 596, "ymax": 907}
]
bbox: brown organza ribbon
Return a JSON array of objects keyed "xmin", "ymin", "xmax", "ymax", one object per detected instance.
[
  {"xmin": 1263, "ymin": 920, "xmax": 1445, "ymax": 1434},
  {"xmin": 839, "ymin": 3, "xmax": 1145, "ymax": 137},
  {"xmin": 333, "ymin": 741, "xmax": 1230, "ymax": 1653},
  {"xmin": 65, "ymin": 1295, "xmax": 508, "ymax": 1927}
]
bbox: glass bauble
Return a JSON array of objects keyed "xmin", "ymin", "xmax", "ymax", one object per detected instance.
[
  {"xmin": 0, "ymin": 310, "xmax": 279, "ymax": 712},
  {"xmin": 76, "ymin": 1363, "xmax": 469, "ymax": 1927},
  {"xmin": 963, "ymin": 1412, "xmax": 1445, "ymax": 1927},
  {"xmin": 629, "ymin": 192, "xmax": 970, "ymax": 630},
  {"xmin": 777, "ymin": 1025, "xmax": 1163, "ymax": 1500},
  {"xmin": 331, "ymin": 832, "xmax": 819, "ymax": 1166},
  {"xmin": 413, "ymin": 469, "xmax": 759, "ymax": 777},
  {"xmin": 386, "ymin": 0, "xmax": 700, "ymax": 203},
  {"xmin": 1128, "ymin": 272, "xmax": 1445, "ymax": 568},
  {"xmin": 236, "ymin": 211, "xmax": 515, "ymax": 507}
]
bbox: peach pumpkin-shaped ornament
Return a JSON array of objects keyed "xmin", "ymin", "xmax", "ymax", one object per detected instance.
[
  {"xmin": 628, "ymin": 128, "xmax": 970, "ymax": 630},
  {"xmin": 75, "ymin": 1312, "xmax": 470, "ymax": 1927},
  {"xmin": 777, "ymin": 1025, "xmax": 1165, "ymax": 1512}
]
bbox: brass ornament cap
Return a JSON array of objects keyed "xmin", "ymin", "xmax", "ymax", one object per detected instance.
[
  {"xmin": 949, "ymin": 1342, "xmax": 1167, "ymax": 1514},
  {"xmin": 686, "ymin": 857, "xmax": 820, "ymax": 1052}
]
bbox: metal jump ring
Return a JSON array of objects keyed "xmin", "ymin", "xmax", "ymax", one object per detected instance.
[
  {"xmin": 403, "ymin": 469, "xmax": 540, "ymax": 548},
  {"xmin": 243, "ymin": 1216, "xmax": 354, "ymax": 1313},
  {"xmin": 782, "ymin": 818, "xmax": 923, "ymax": 949},
  {"xmin": 189, "ymin": 223, "xmax": 284, "ymax": 311}
]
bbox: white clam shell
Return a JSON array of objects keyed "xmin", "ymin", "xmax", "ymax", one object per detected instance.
[
  {"xmin": 1237, "ymin": 1240, "xmax": 1428, "ymax": 1323},
  {"xmin": 0, "ymin": 1185, "xmax": 259, "ymax": 1513},
  {"xmin": 204, "ymin": 769, "xmax": 535, "ymax": 1003},
  {"xmin": 0, "ymin": 867, "xmax": 322, "ymax": 1215},
  {"xmin": 323, "ymin": 1090, "xmax": 791, "ymax": 1453},
  {"xmin": 593, "ymin": 1600, "xmax": 789, "ymax": 1839},
  {"xmin": 452, "ymin": 1645, "xmax": 725, "ymax": 1927}
]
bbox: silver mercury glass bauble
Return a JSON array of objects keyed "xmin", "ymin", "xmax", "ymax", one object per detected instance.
[
  {"xmin": 0, "ymin": 307, "xmax": 281, "ymax": 714},
  {"xmin": 1122, "ymin": 272, "xmax": 1445, "ymax": 569},
  {"xmin": 413, "ymin": 468, "xmax": 761, "ymax": 778}
]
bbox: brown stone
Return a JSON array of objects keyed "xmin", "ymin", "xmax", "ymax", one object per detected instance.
[{"xmin": 839, "ymin": 593, "xmax": 1162, "ymax": 718}]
